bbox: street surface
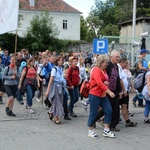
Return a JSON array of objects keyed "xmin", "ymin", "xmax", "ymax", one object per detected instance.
[{"xmin": 0, "ymin": 93, "xmax": 149, "ymax": 150}]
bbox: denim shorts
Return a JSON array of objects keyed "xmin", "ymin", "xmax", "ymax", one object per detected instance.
[{"xmin": 4, "ymin": 85, "xmax": 17, "ymax": 98}]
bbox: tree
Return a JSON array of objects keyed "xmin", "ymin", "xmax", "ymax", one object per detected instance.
[
  {"xmin": 25, "ymin": 11, "xmax": 59, "ymax": 51},
  {"xmin": 80, "ymin": 15, "xmax": 88, "ymax": 41}
]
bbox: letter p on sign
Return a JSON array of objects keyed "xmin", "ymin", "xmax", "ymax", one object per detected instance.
[{"xmin": 93, "ymin": 39, "xmax": 108, "ymax": 54}]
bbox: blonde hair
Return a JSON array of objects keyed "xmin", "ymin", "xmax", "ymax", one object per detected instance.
[
  {"xmin": 27, "ymin": 57, "xmax": 35, "ymax": 67},
  {"xmin": 78, "ymin": 57, "xmax": 85, "ymax": 67},
  {"xmin": 95, "ymin": 54, "xmax": 109, "ymax": 67}
]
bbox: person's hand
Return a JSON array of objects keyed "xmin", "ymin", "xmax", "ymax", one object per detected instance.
[
  {"xmin": 45, "ymin": 90, "xmax": 49, "ymax": 97},
  {"xmin": 18, "ymin": 84, "xmax": 21, "ymax": 90},
  {"xmin": 69, "ymin": 86, "xmax": 74, "ymax": 89},
  {"xmin": 123, "ymin": 91, "xmax": 127, "ymax": 97},
  {"xmin": 118, "ymin": 92, "xmax": 122, "ymax": 99},
  {"xmin": 109, "ymin": 91, "xmax": 115, "ymax": 98},
  {"xmin": 11, "ymin": 75, "xmax": 16, "ymax": 79},
  {"xmin": 104, "ymin": 81, "xmax": 109, "ymax": 86}
]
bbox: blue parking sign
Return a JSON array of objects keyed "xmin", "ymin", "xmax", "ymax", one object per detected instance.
[{"xmin": 93, "ymin": 39, "xmax": 108, "ymax": 54}]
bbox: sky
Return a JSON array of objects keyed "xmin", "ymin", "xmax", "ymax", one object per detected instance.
[{"xmin": 63, "ymin": 0, "xmax": 95, "ymax": 18}]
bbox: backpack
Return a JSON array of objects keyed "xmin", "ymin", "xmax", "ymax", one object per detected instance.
[
  {"xmin": 80, "ymin": 81, "xmax": 90, "ymax": 98},
  {"xmin": 133, "ymin": 72, "xmax": 146, "ymax": 92}
]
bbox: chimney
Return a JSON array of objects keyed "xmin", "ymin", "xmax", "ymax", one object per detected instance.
[{"xmin": 29, "ymin": 0, "xmax": 35, "ymax": 7}]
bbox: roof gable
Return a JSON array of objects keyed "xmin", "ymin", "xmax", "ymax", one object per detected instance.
[{"xmin": 20, "ymin": 0, "xmax": 82, "ymax": 14}]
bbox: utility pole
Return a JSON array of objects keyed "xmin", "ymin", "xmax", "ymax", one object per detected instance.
[{"xmin": 131, "ymin": 0, "xmax": 136, "ymax": 68}]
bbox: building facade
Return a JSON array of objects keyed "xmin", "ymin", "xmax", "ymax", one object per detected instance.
[{"xmin": 19, "ymin": 0, "xmax": 81, "ymax": 40}]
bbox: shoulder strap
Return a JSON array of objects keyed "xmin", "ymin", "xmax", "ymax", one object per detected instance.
[
  {"xmin": 24, "ymin": 67, "xmax": 28, "ymax": 78},
  {"xmin": 6, "ymin": 66, "xmax": 9, "ymax": 76}
]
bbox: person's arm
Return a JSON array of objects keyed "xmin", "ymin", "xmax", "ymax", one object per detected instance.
[{"xmin": 2, "ymin": 67, "xmax": 11, "ymax": 80}]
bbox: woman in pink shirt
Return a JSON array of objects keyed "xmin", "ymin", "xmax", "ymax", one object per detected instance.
[{"xmin": 18, "ymin": 58, "xmax": 40, "ymax": 114}]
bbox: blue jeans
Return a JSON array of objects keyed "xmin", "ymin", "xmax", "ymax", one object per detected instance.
[
  {"xmin": 26, "ymin": 84, "xmax": 35, "ymax": 107},
  {"xmin": 68, "ymin": 86, "xmax": 79, "ymax": 113},
  {"xmin": 144, "ymin": 100, "xmax": 150, "ymax": 117},
  {"xmin": 87, "ymin": 94, "xmax": 112, "ymax": 127},
  {"xmin": 133, "ymin": 95, "xmax": 143, "ymax": 105}
]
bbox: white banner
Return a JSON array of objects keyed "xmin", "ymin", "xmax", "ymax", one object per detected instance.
[{"xmin": 0, "ymin": 0, "xmax": 19, "ymax": 34}]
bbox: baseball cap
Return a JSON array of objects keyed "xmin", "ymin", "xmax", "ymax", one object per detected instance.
[{"xmin": 140, "ymin": 49, "xmax": 148, "ymax": 54}]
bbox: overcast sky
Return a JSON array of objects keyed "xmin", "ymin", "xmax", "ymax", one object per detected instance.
[{"xmin": 63, "ymin": 0, "xmax": 95, "ymax": 18}]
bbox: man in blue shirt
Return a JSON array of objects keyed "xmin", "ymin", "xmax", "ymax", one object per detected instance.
[{"xmin": 2, "ymin": 49, "xmax": 10, "ymax": 66}]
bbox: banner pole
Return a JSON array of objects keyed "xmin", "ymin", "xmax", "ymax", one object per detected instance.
[{"xmin": 14, "ymin": 29, "xmax": 18, "ymax": 54}]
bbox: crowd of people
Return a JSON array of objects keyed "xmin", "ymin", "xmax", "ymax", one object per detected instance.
[{"xmin": 0, "ymin": 48, "xmax": 149, "ymax": 139}]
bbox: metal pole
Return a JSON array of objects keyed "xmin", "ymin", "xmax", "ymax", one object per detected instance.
[{"xmin": 131, "ymin": 0, "xmax": 136, "ymax": 68}]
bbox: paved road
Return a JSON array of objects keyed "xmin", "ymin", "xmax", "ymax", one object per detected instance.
[{"xmin": 0, "ymin": 93, "xmax": 149, "ymax": 150}]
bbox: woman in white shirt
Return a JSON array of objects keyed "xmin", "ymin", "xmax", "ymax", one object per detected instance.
[{"xmin": 77, "ymin": 57, "xmax": 87, "ymax": 101}]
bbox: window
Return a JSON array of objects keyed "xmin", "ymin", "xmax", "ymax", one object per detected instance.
[{"xmin": 63, "ymin": 20, "xmax": 67, "ymax": 29}]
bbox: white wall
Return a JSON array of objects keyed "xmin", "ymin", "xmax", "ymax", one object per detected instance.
[{"xmin": 18, "ymin": 10, "xmax": 80, "ymax": 40}]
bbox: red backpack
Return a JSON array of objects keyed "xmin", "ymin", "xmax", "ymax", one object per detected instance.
[{"xmin": 80, "ymin": 81, "xmax": 91, "ymax": 98}]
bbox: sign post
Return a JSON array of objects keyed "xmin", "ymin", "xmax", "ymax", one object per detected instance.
[{"xmin": 93, "ymin": 39, "xmax": 108, "ymax": 54}]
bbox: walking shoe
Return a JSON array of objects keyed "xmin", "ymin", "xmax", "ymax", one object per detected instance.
[
  {"xmin": 0, "ymin": 97, "xmax": 3, "ymax": 104},
  {"xmin": 36, "ymin": 98, "xmax": 41, "ymax": 103},
  {"xmin": 138, "ymin": 105, "xmax": 145, "ymax": 108},
  {"xmin": 80, "ymin": 101, "xmax": 88, "ymax": 110},
  {"xmin": 110, "ymin": 127, "xmax": 120, "ymax": 132},
  {"xmin": 126, "ymin": 122, "xmax": 137, "ymax": 127},
  {"xmin": 144, "ymin": 119, "xmax": 150, "ymax": 123},
  {"xmin": 128, "ymin": 113, "xmax": 134, "ymax": 117},
  {"xmin": 64, "ymin": 116, "xmax": 71, "ymax": 120},
  {"xmin": 70, "ymin": 112, "xmax": 77, "ymax": 117},
  {"xmin": 88, "ymin": 131, "xmax": 98, "ymax": 139},
  {"xmin": 25, "ymin": 103, "xmax": 28, "ymax": 109},
  {"xmin": 43, "ymin": 104, "xmax": 49, "ymax": 110},
  {"xmin": 103, "ymin": 130, "xmax": 116, "ymax": 138},
  {"xmin": 132, "ymin": 101, "xmax": 136, "ymax": 107},
  {"xmin": 9, "ymin": 110, "xmax": 16, "ymax": 117},
  {"xmin": 5, "ymin": 107, "xmax": 9, "ymax": 114},
  {"xmin": 28, "ymin": 108, "xmax": 34, "ymax": 114},
  {"xmin": 19, "ymin": 100, "xmax": 24, "ymax": 105}
]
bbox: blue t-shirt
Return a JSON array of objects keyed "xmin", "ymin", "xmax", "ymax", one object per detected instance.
[{"xmin": 51, "ymin": 66, "xmax": 63, "ymax": 83}]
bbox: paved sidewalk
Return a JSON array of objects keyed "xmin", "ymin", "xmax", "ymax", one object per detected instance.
[{"xmin": 0, "ymin": 93, "xmax": 150, "ymax": 150}]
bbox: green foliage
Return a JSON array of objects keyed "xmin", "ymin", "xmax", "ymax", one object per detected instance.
[
  {"xmin": 87, "ymin": 0, "xmax": 150, "ymax": 39},
  {"xmin": 0, "ymin": 33, "xmax": 25, "ymax": 53},
  {"xmin": 25, "ymin": 11, "xmax": 59, "ymax": 51}
]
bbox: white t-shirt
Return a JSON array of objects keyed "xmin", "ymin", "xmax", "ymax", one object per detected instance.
[{"xmin": 117, "ymin": 64, "xmax": 129, "ymax": 92}]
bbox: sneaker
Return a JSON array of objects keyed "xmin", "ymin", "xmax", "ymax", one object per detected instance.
[
  {"xmin": 25, "ymin": 103, "xmax": 28, "ymax": 109},
  {"xmin": 126, "ymin": 122, "xmax": 137, "ymax": 127},
  {"xmin": 28, "ymin": 108, "xmax": 34, "ymax": 114},
  {"xmin": 144, "ymin": 119, "xmax": 150, "ymax": 123},
  {"xmin": 70, "ymin": 112, "xmax": 77, "ymax": 117},
  {"xmin": 19, "ymin": 100, "xmax": 24, "ymax": 105},
  {"xmin": 0, "ymin": 97, "xmax": 3, "ymax": 104},
  {"xmin": 138, "ymin": 105, "xmax": 145, "ymax": 108},
  {"xmin": 80, "ymin": 101, "xmax": 87, "ymax": 110},
  {"xmin": 132, "ymin": 101, "xmax": 136, "ymax": 107},
  {"xmin": 128, "ymin": 112, "xmax": 134, "ymax": 117},
  {"xmin": 0, "ymin": 100, "xmax": 3, "ymax": 104},
  {"xmin": 103, "ymin": 130, "xmax": 116, "ymax": 138},
  {"xmin": 88, "ymin": 131, "xmax": 98, "ymax": 139},
  {"xmin": 110, "ymin": 127, "xmax": 120, "ymax": 132},
  {"xmin": 36, "ymin": 98, "xmax": 41, "ymax": 102},
  {"xmin": 43, "ymin": 104, "xmax": 49, "ymax": 110}
]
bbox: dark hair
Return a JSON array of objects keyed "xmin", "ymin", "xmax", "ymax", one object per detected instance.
[{"xmin": 55, "ymin": 56, "xmax": 63, "ymax": 66}]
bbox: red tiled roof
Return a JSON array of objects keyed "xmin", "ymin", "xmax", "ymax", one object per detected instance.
[{"xmin": 19, "ymin": 0, "xmax": 82, "ymax": 13}]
